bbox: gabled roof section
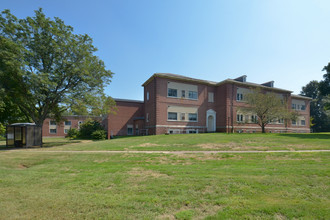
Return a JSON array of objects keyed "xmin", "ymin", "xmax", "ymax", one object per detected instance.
[
  {"xmin": 291, "ymin": 94, "xmax": 312, "ymax": 100},
  {"xmin": 142, "ymin": 73, "xmax": 293, "ymax": 93},
  {"xmin": 114, "ymin": 98, "xmax": 144, "ymax": 103},
  {"xmin": 217, "ymin": 79, "xmax": 293, "ymax": 93},
  {"xmin": 142, "ymin": 73, "xmax": 217, "ymax": 86}
]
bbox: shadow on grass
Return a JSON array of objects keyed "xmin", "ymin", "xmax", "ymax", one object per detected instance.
[
  {"xmin": 0, "ymin": 139, "xmax": 83, "ymax": 150},
  {"xmin": 278, "ymin": 133, "xmax": 330, "ymax": 139}
]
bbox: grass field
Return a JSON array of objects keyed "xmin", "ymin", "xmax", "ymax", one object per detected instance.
[{"xmin": 0, "ymin": 133, "xmax": 329, "ymax": 219}]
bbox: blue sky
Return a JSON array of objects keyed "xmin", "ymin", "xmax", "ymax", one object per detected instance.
[{"xmin": 1, "ymin": 0, "xmax": 330, "ymax": 100}]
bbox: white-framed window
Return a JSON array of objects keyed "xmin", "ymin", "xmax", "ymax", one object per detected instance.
[
  {"xmin": 168, "ymin": 112, "xmax": 177, "ymax": 121},
  {"xmin": 188, "ymin": 91, "xmax": 198, "ymax": 100},
  {"xmin": 147, "ymin": 91, "xmax": 149, "ymax": 101},
  {"xmin": 168, "ymin": 88, "xmax": 177, "ymax": 97},
  {"xmin": 278, "ymin": 119, "xmax": 284, "ymax": 124},
  {"xmin": 292, "ymin": 120, "xmax": 296, "ymax": 125},
  {"xmin": 64, "ymin": 129, "xmax": 69, "ymax": 134},
  {"xmin": 301, "ymin": 120, "xmax": 306, "ymax": 126},
  {"xmin": 50, "ymin": 121, "xmax": 56, "ymax": 125},
  {"xmin": 301, "ymin": 105, "xmax": 306, "ymax": 110},
  {"xmin": 127, "ymin": 125, "xmax": 133, "ymax": 135},
  {"xmin": 168, "ymin": 129, "xmax": 181, "ymax": 134},
  {"xmin": 181, "ymin": 90, "xmax": 185, "ymax": 98},
  {"xmin": 292, "ymin": 104, "xmax": 296, "ymax": 109},
  {"xmin": 188, "ymin": 113, "xmax": 197, "ymax": 122},
  {"xmin": 180, "ymin": 113, "xmax": 185, "ymax": 121},
  {"xmin": 208, "ymin": 92, "xmax": 214, "ymax": 102},
  {"xmin": 146, "ymin": 113, "xmax": 149, "ymax": 122},
  {"xmin": 237, "ymin": 114, "xmax": 244, "ymax": 122},
  {"xmin": 50, "ymin": 129, "xmax": 57, "ymax": 134},
  {"xmin": 236, "ymin": 93, "xmax": 243, "ymax": 101},
  {"xmin": 65, "ymin": 121, "xmax": 71, "ymax": 126},
  {"xmin": 187, "ymin": 129, "xmax": 198, "ymax": 134}
]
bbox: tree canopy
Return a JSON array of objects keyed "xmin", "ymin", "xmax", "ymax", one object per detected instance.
[
  {"xmin": 242, "ymin": 89, "xmax": 296, "ymax": 133},
  {"xmin": 301, "ymin": 71, "xmax": 330, "ymax": 132},
  {"xmin": 0, "ymin": 9, "xmax": 114, "ymax": 126}
]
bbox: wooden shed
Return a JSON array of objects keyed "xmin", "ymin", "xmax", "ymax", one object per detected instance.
[{"xmin": 6, "ymin": 123, "xmax": 42, "ymax": 147}]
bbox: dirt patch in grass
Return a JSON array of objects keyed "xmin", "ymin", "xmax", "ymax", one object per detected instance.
[
  {"xmin": 138, "ymin": 143, "xmax": 160, "ymax": 147},
  {"xmin": 18, "ymin": 164, "xmax": 29, "ymax": 169},
  {"xmin": 127, "ymin": 167, "xmax": 173, "ymax": 183},
  {"xmin": 156, "ymin": 204, "xmax": 223, "ymax": 220}
]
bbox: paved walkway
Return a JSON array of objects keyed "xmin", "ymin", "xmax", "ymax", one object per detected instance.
[{"xmin": 6, "ymin": 149, "xmax": 330, "ymax": 154}]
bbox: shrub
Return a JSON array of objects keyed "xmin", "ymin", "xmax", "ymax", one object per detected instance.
[
  {"xmin": 79, "ymin": 119, "xmax": 105, "ymax": 139},
  {"xmin": 91, "ymin": 130, "xmax": 106, "ymax": 140},
  {"xmin": 67, "ymin": 128, "xmax": 79, "ymax": 139}
]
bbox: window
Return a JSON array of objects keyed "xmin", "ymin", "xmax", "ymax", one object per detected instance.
[
  {"xmin": 187, "ymin": 129, "xmax": 198, "ymax": 134},
  {"xmin": 127, "ymin": 125, "xmax": 133, "ymax": 135},
  {"xmin": 251, "ymin": 115, "xmax": 258, "ymax": 123},
  {"xmin": 188, "ymin": 91, "xmax": 198, "ymax": 100},
  {"xmin": 50, "ymin": 129, "xmax": 57, "ymax": 134},
  {"xmin": 237, "ymin": 114, "xmax": 243, "ymax": 122},
  {"xmin": 168, "ymin": 112, "xmax": 177, "ymax": 120},
  {"xmin": 292, "ymin": 120, "xmax": 296, "ymax": 125},
  {"xmin": 181, "ymin": 90, "xmax": 185, "ymax": 98},
  {"xmin": 64, "ymin": 129, "xmax": 69, "ymax": 134},
  {"xmin": 180, "ymin": 113, "xmax": 185, "ymax": 121},
  {"xmin": 292, "ymin": 104, "xmax": 296, "ymax": 109},
  {"xmin": 208, "ymin": 92, "xmax": 214, "ymax": 102},
  {"xmin": 50, "ymin": 121, "xmax": 56, "ymax": 125},
  {"xmin": 188, "ymin": 113, "xmax": 197, "ymax": 122},
  {"xmin": 78, "ymin": 121, "xmax": 83, "ymax": 129},
  {"xmin": 168, "ymin": 88, "xmax": 177, "ymax": 97},
  {"xmin": 65, "ymin": 121, "xmax": 71, "ymax": 126},
  {"xmin": 147, "ymin": 92, "xmax": 149, "ymax": 101},
  {"xmin": 236, "ymin": 93, "xmax": 243, "ymax": 101},
  {"xmin": 146, "ymin": 113, "xmax": 149, "ymax": 122},
  {"xmin": 301, "ymin": 105, "xmax": 306, "ymax": 110},
  {"xmin": 301, "ymin": 120, "xmax": 306, "ymax": 126},
  {"xmin": 278, "ymin": 119, "xmax": 284, "ymax": 124}
]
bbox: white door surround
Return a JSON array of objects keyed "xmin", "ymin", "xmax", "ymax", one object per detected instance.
[{"xmin": 206, "ymin": 109, "xmax": 216, "ymax": 132}]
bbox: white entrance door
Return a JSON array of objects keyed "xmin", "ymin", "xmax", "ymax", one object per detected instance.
[{"xmin": 206, "ymin": 109, "xmax": 216, "ymax": 132}]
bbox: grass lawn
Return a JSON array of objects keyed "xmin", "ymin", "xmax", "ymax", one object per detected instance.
[
  {"xmin": 14, "ymin": 132, "xmax": 329, "ymax": 152},
  {"xmin": 0, "ymin": 151, "xmax": 329, "ymax": 219},
  {"xmin": 0, "ymin": 133, "xmax": 329, "ymax": 219}
]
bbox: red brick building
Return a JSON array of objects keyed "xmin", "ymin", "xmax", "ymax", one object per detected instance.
[
  {"xmin": 43, "ymin": 73, "xmax": 311, "ymax": 138},
  {"xmin": 106, "ymin": 73, "xmax": 311, "ymax": 137},
  {"xmin": 42, "ymin": 115, "xmax": 104, "ymax": 137}
]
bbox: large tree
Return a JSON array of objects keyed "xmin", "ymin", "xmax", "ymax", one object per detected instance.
[
  {"xmin": 243, "ymin": 89, "xmax": 296, "ymax": 133},
  {"xmin": 0, "ymin": 9, "xmax": 113, "ymax": 128},
  {"xmin": 301, "ymin": 80, "xmax": 330, "ymax": 132}
]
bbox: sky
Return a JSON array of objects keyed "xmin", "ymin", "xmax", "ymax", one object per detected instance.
[{"xmin": 1, "ymin": 0, "xmax": 330, "ymax": 100}]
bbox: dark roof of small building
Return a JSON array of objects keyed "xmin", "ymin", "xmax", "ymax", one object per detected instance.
[
  {"xmin": 9, "ymin": 123, "xmax": 37, "ymax": 127},
  {"xmin": 114, "ymin": 98, "xmax": 144, "ymax": 103}
]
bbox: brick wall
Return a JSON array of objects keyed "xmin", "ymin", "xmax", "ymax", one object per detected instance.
[{"xmin": 107, "ymin": 100, "xmax": 144, "ymax": 138}]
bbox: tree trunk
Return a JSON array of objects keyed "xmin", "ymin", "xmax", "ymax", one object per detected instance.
[{"xmin": 262, "ymin": 123, "xmax": 266, "ymax": 133}]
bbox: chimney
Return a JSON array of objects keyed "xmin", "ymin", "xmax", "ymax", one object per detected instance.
[
  {"xmin": 233, "ymin": 75, "xmax": 247, "ymax": 82},
  {"xmin": 261, "ymin": 81, "xmax": 274, "ymax": 88}
]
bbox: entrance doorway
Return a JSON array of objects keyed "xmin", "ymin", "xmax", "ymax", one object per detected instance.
[{"xmin": 206, "ymin": 109, "xmax": 216, "ymax": 132}]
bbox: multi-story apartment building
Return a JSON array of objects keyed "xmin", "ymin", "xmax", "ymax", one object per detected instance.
[{"xmin": 106, "ymin": 73, "xmax": 311, "ymax": 138}]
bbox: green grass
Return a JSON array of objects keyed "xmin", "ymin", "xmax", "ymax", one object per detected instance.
[
  {"xmin": 0, "ymin": 151, "xmax": 329, "ymax": 219},
  {"xmin": 1, "ymin": 133, "xmax": 329, "ymax": 219},
  {"xmin": 26, "ymin": 133, "xmax": 330, "ymax": 152}
]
